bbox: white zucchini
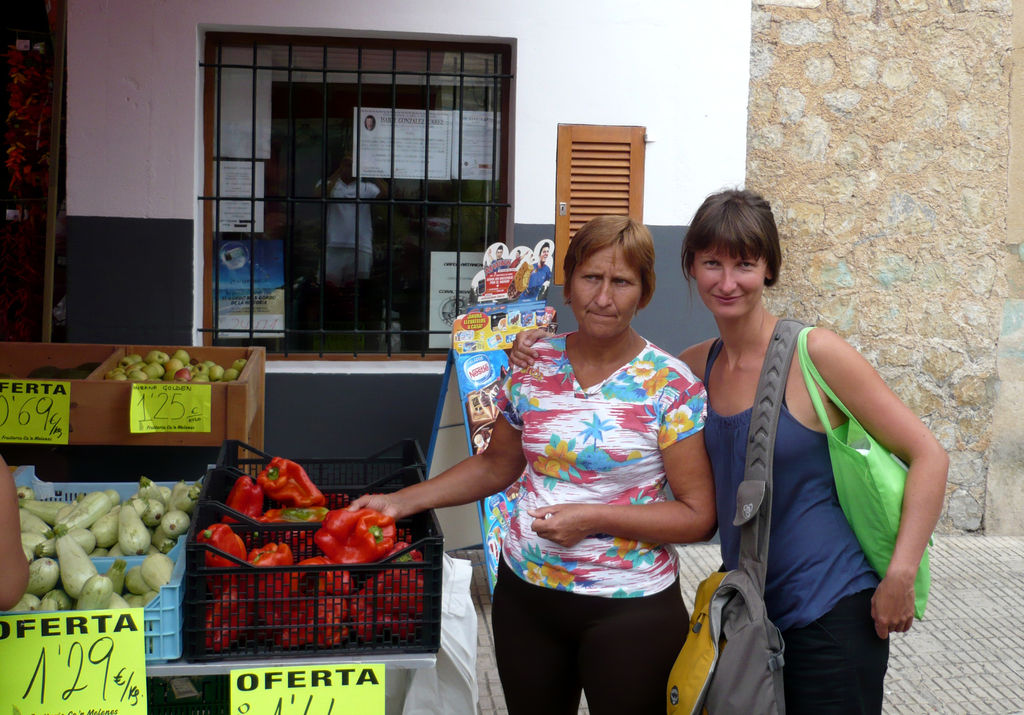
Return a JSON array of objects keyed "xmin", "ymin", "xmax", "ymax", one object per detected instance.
[
  {"xmin": 27, "ymin": 557, "xmax": 60, "ymax": 596},
  {"xmin": 118, "ymin": 502, "xmax": 151, "ymax": 555},
  {"xmin": 140, "ymin": 552, "xmax": 174, "ymax": 591},
  {"xmin": 89, "ymin": 505, "xmax": 121, "ymax": 548},
  {"xmin": 55, "ymin": 530, "xmax": 98, "ymax": 600},
  {"xmin": 19, "ymin": 508, "xmax": 53, "ymax": 536},
  {"xmin": 56, "ymin": 491, "xmax": 113, "ymax": 532},
  {"xmin": 76, "ymin": 574, "xmax": 114, "ymax": 610}
]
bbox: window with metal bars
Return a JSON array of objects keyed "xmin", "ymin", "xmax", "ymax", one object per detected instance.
[{"xmin": 200, "ymin": 34, "xmax": 512, "ymax": 356}]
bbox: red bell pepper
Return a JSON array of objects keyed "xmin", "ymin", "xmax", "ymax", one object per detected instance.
[
  {"xmin": 263, "ymin": 556, "xmax": 353, "ymax": 649},
  {"xmin": 258, "ymin": 506, "xmax": 328, "ymax": 523},
  {"xmin": 247, "ymin": 541, "xmax": 294, "ymax": 566},
  {"xmin": 196, "ymin": 522, "xmax": 246, "ymax": 567},
  {"xmin": 204, "ymin": 582, "xmax": 251, "ymax": 653},
  {"xmin": 353, "ymin": 564, "xmax": 424, "ymax": 641},
  {"xmin": 314, "ymin": 508, "xmax": 397, "ymax": 564},
  {"xmin": 222, "ymin": 474, "xmax": 264, "ymax": 523},
  {"xmin": 256, "ymin": 457, "xmax": 325, "ymax": 507}
]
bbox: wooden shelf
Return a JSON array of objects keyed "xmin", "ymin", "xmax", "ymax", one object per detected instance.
[{"xmin": 1, "ymin": 342, "xmax": 265, "ymax": 449}]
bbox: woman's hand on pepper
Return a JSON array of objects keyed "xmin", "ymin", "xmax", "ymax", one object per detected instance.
[
  {"xmin": 508, "ymin": 329, "xmax": 545, "ymax": 369},
  {"xmin": 348, "ymin": 492, "xmax": 405, "ymax": 519},
  {"xmin": 526, "ymin": 504, "xmax": 593, "ymax": 548}
]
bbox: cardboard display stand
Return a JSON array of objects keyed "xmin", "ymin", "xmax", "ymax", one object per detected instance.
[{"xmin": 426, "ymin": 239, "xmax": 556, "ymax": 591}]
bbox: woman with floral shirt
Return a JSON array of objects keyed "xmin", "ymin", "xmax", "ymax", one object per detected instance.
[{"xmin": 351, "ymin": 216, "xmax": 715, "ymax": 714}]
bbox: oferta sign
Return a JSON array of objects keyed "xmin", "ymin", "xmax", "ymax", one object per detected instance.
[{"xmin": 230, "ymin": 665, "xmax": 385, "ymax": 714}]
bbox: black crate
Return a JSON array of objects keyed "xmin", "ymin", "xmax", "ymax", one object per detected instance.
[
  {"xmin": 214, "ymin": 438, "xmax": 425, "ymax": 482},
  {"xmin": 147, "ymin": 675, "xmax": 228, "ymax": 715},
  {"xmin": 183, "ymin": 499, "xmax": 443, "ymax": 661}
]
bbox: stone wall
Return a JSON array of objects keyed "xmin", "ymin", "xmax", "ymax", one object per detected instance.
[{"xmin": 745, "ymin": 0, "xmax": 1013, "ymax": 533}]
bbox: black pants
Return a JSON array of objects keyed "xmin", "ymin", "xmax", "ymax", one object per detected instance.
[
  {"xmin": 782, "ymin": 588, "xmax": 890, "ymax": 714},
  {"xmin": 491, "ymin": 556, "xmax": 688, "ymax": 715}
]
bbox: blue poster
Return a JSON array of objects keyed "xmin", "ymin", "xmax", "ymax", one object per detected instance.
[{"xmin": 216, "ymin": 239, "xmax": 285, "ymax": 336}]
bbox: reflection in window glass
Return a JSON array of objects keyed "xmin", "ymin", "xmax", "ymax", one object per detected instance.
[{"xmin": 202, "ymin": 36, "xmax": 510, "ymax": 355}]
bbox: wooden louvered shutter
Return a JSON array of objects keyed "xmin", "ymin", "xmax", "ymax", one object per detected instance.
[{"xmin": 553, "ymin": 124, "xmax": 646, "ymax": 284}]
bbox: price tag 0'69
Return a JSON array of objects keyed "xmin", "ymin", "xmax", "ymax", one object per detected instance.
[{"xmin": 0, "ymin": 379, "xmax": 70, "ymax": 445}]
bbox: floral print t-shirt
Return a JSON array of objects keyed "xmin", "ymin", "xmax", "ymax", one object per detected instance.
[{"xmin": 496, "ymin": 333, "xmax": 707, "ymax": 598}]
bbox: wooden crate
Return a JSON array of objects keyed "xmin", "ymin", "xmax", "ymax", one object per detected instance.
[{"xmin": 0, "ymin": 342, "xmax": 265, "ymax": 449}]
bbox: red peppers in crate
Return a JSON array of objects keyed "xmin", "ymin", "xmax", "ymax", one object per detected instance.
[
  {"xmin": 204, "ymin": 581, "xmax": 251, "ymax": 653},
  {"xmin": 256, "ymin": 457, "xmax": 325, "ymax": 507},
  {"xmin": 196, "ymin": 523, "xmax": 246, "ymax": 567},
  {"xmin": 353, "ymin": 548, "xmax": 425, "ymax": 642},
  {"xmin": 314, "ymin": 508, "xmax": 396, "ymax": 564},
  {"xmin": 222, "ymin": 474, "xmax": 264, "ymax": 523}
]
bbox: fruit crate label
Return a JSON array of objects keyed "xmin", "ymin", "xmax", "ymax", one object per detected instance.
[
  {"xmin": 0, "ymin": 608, "xmax": 148, "ymax": 714},
  {"xmin": 0, "ymin": 380, "xmax": 70, "ymax": 444},
  {"xmin": 231, "ymin": 664, "xmax": 385, "ymax": 715},
  {"xmin": 130, "ymin": 383, "xmax": 212, "ymax": 433}
]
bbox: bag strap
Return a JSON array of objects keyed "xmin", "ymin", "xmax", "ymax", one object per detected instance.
[
  {"xmin": 736, "ymin": 318, "xmax": 803, "ymax": 590},
  {"xmin": 797, "ymin": 326, "xmax": 854, "ymax": 427}
]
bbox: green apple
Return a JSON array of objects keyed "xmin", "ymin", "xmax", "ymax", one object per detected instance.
[
  {"xmin": 231, "ymin": 358, "xmax": 248, "ymax": 372},
  {"xmin": 119, "ymin": 354, "xmax": 144, "ymax": 368},
  {"xmin": 163, "ymin": 358, "xmax": 185, "ymax": 375},
  {"xmin": 191, "ymin": 362, "xmax": 209, "ymax": 375},
  {"xmin": 221, "ymin": 367, "xmax": 240, "ymax": 382},
  {"xmin": 108, "ymin": 372, "xmax": 128, "ymax": 381},
  {"xmin": 202, "ymin": 360, "xmax": 217, "ymax": 369},
  {"xmin": 191, "ymin": 372, "xmax": 210, "ymax": 382},
  {"xmin": 142, "ymin": 362, "xmax": 165, "ymax": 379},
  {"xmin": 207, "ymin": 364, "xmax": 225, "ymax": 382},
  {"xmin": 105, "ymin": 367, "xmax": 126, "ymax": 380},
  {"xmin": 172, "ymin": 349, "xmax": 191, "ymax": 364},
  {"xmin": 127, "ymin": 368, "xmax": 148, "ymax": 381},
  {"xmin": 144, "ymin": 350, "xmax": 169, "ymax": 365}
]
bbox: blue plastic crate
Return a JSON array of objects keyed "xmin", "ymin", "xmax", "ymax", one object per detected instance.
[{"xmin": 12, "ymin": 466, "xmax": 190, "ymax": 662}]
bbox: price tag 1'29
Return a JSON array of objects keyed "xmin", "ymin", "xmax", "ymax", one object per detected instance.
[
  {"xmin": 130, "ymin": 383, "xmax": 212, "ymax": 433},
  {"xmin": 0, "ymin": 380, "xmax": 70, "ymax": 445},
  {"xmin": 0, "ymin": 608, "xmax": 147, "ymax": 715},
  {"xmin": 230, "ymin": 664, "xmax": 385, "ymax": 715}
]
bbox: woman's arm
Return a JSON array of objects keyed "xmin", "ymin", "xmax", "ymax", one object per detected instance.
[
  {"xmin": 349, "ymin": 417, "xmax": 526, "ymax": 519},
  {"xmin": 0, "ymin": 456, "xmax": 30, "ymax": 610},
  {"xmin": 806, "ymin": 328, "xmax": 948, "ymax": 637},
  {"xmin": 527, "ymin": 431, "xmax": 717, "ymax": 547}
]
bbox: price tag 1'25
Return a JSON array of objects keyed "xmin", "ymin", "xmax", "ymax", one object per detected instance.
[
  {"xmin": 130, "ymin": 382, "xmax": 212, "ymax": 433},
  {"xmin": 0, "ymin": 608, "xmax": 148, "ymax": 715},
  {"xmin": 0, "ymin": 380, "xmax": 70, "ymax": 445}
]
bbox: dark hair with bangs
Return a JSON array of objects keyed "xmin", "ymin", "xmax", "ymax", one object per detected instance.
[{"xmin": 681, "ymin": 189, "xmax": 781, "ymax": 287}]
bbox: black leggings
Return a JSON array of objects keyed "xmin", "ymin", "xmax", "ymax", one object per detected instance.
[
  {"xmin": 491, "ymin": 556, "xmax": 688, "ymax": 715},
  {"xmin": 782, "ymin": 588, "xmax": 890, "ymax": 714}
]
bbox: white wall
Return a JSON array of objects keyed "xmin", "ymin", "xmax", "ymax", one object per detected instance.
[{"xmin": 67, "ymin": 0, "xmax": 750, "ymax": 227}]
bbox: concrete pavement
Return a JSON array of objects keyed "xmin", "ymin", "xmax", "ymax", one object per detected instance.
[{"xmin": 461, "ymin": 535, "xmax": 1024, "ymax": 714}]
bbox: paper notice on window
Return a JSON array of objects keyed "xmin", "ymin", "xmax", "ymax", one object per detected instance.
[
  {"xmin": 356, "ymin": 108, "xmax": 452, "ymax": 180},
  {"xmin": 218, "ymin": 160, "xmax": 265, "ymax": 233},
  {"xmin": 452, "ymin": 111, "xmax": 500, "ymax": 181},
  {"xmin": 429, "ymin": 251, "xmax": 485, "ymax": 348}
]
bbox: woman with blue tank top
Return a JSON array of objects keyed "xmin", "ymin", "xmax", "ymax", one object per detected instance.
[
  {"xmin": 509, "ymin": 190, "xmax": 947, "ymax": 712},
  {"xmin": 677, "ymin": 189, "xmax": 948, "ymax": 714}
]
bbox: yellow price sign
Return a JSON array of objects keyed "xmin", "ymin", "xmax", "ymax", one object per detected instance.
[
  {"xmin": 0, "ymin": 608, "xmax": 147, "ymax": 714},
  {"xmin": 130, "ymin": 383, "xmax": 212, "ymax": 433},
  {"xmin": 0, "ymin": 380, "xmax": 70, "ymax": 444},
  {"xmin": 230, "ymin": 664, "xmax": 385, "ymax": 715}
]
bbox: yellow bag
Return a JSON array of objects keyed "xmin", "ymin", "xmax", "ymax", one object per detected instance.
[{"xmin": 666, "ymin": 571, "xmax": 727, "ymax": 714}]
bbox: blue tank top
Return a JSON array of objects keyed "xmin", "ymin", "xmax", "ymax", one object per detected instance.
[{"xmin": 705, "ymin": 340, "xmax": 878, "ymax": 631}]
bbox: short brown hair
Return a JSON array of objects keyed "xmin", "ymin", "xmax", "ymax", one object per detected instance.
[
  {"xmin": 564, "ymin": 215, "xmax": 656, "ymax": 308},
  {"xmin": 681, "ymin": 189, "xmax": 781, "ymax": 287}
]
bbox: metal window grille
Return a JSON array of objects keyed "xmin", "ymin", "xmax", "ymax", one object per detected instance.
[{"xmin": 200, "ymin": 35, "xmax": 512, "ymax": 357}]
